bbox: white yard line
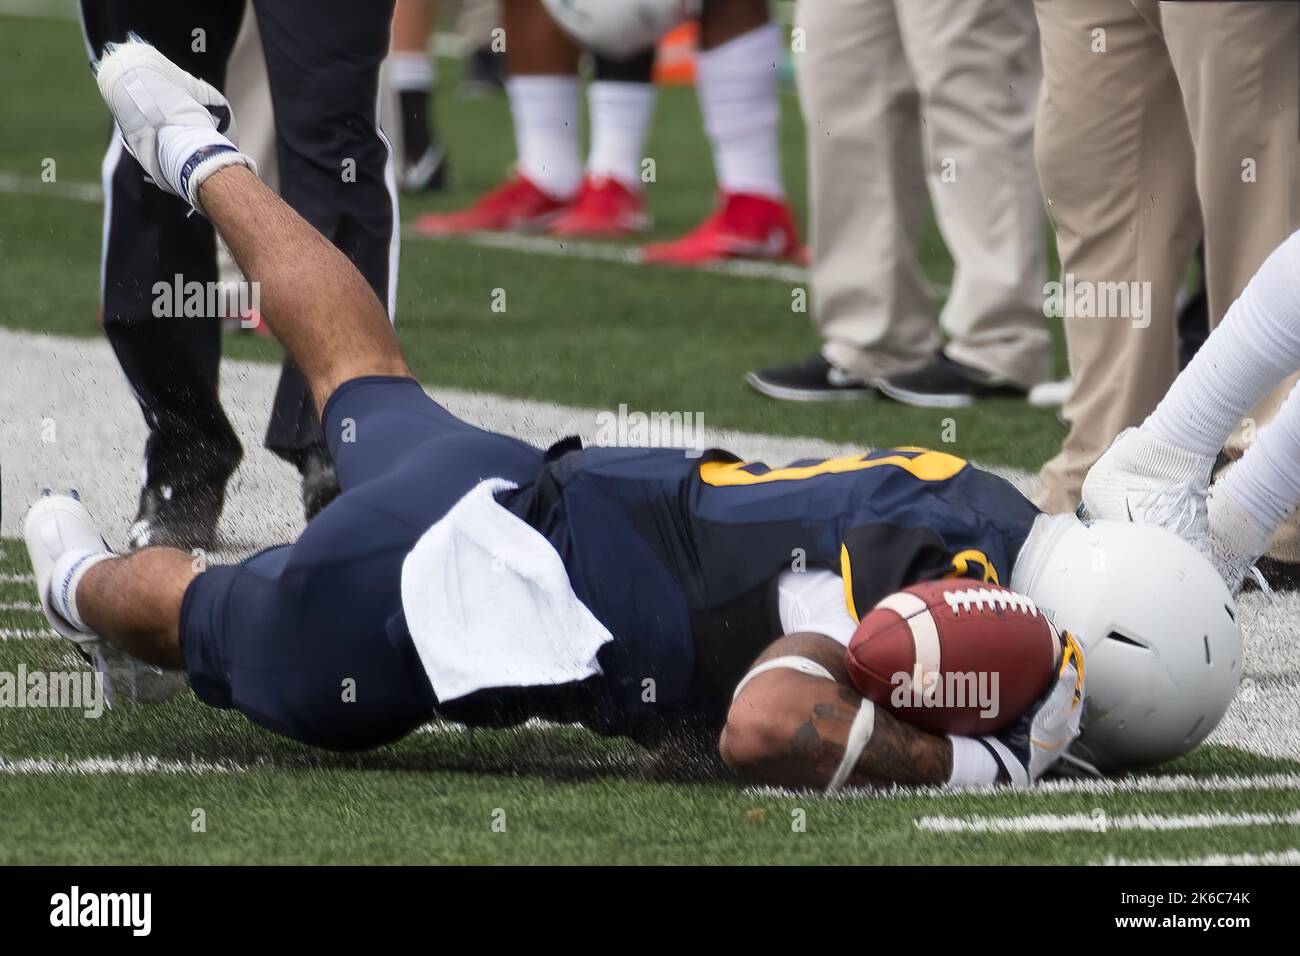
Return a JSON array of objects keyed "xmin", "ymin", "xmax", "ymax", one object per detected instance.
[
  {"xmin": 0, "ymin": 755, "xmax": 251, "ymax": 775},
  {"xmin": 0, "ymin": 601, "xmax": 41, "ymax": 612},
  {"xmin": 752, "ymin": 772, "xmax": 1300, "ymax": 801},
  {"xmin": 0, "ymin": 628, "xmax": 52, "ymax": 641},
  {"xmin": 915, "ymin": 809, "xmax": 1300, "ymax": 834},
  {"xmin": 0, "ymin": 573, "xmax": 33, "ymax": 584},
  {"xmin": 1097, "ymin": 848, "xmax": 1300, "ymax": 867}
]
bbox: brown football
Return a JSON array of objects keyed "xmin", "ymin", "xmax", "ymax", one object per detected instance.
[{"xmin": 845, "ymin": 579, "xmax": 1061, "ymax": 735}]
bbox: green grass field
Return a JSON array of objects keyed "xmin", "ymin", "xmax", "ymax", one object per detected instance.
[{"xmin": 2, "ymin": 5, "xmax": 1298, "ymax": 866}]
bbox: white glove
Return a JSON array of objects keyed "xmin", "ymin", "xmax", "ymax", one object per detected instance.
[
  {"xmin": 982, "ymin": 627, "xmax": 1085, "ymax": 786},
  {"xmin": 92, "ymin": 34, "xmax": 256, "ymax": 212}
]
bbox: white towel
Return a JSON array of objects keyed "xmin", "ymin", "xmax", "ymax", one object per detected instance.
[{"xmin": 400, "ymin": 478, "xmax": 613, "ymax": 703}]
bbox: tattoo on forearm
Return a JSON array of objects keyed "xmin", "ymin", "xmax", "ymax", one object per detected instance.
[{"xmin": 750, "ymin": 687, "xmax": 951, "ymax": 789}]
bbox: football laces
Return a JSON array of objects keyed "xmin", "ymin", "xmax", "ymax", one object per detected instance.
[{"xmin": 943, "ymin": 587, "xmax": 1039, "ymax": 617}]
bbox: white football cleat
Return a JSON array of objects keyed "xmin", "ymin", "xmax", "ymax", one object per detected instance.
[
  {"xmin": 92, "ymin": 33, "xmax": 255, "ymax": 211},
  {"xmin": 23, "ymin": 490, "xmax": 186, "ymax": 706},
  {"xmin": 1079, "ymin": 426, "xmax": 1214, "ymax": 553},
  {"xmin": 23, "ymin": 490, "xmax": 107, "ymax": 646}
]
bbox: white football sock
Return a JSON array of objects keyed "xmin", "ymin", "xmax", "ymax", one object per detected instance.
[
  {"xmin": 48, "ymin": 548, "xmax": 113, "ymax": 633},
  {"xmin": 946, "ymin": 735, "xmax": 1000, "ymax": 787},
  {"xmin": 506, "ymin": 74, "xmax": 582, "ymax": 200},
  {"xmin": 1215, "ymin": 378, "xmax": 1300, "ymax": 538},
  {"xmin": 695, "ymin": 22, "xmax": 785, "ymax": 199},
  {"xmin": 388, "ymin": 51, "xmax": 435, "ymax": 93},
  {"xmin": 1146, "ymin": 229, "xmax": 1300, "ymax": 456},
  {"xmin": 586, "ymin": 80, "xmax": 657, "ymax": 191}
]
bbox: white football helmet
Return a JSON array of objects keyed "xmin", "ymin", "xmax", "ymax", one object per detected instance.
[
  {"xmin": 1011, "ymin": 515, "xmax": 1242, "ymax": 771},
  {"xmin": 541, "ymin": 0, "xmax": 701, "ymax": 60}
]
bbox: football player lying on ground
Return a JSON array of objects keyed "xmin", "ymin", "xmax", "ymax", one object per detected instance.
[
  {"xmin": 1083, "ymin": 228, "xmax": 1300, "ymax": 593},
  {"xmin": 25, "ymin": 39, "xmax": 1235, "ymax": 791}
]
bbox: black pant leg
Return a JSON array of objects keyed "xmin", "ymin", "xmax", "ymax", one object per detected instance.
[
  {"xmin": 252, "ymin": 0, "xmax": 398, "ymax": 460},
  {"xmin": 593, "ymin": 48, "xmax": 657, "ymax": 83},
  {"xmin": 82, "ymin": 1, "xmax": 247, "ymax": 491}
]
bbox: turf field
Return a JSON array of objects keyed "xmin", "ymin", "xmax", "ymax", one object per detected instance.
[{"xmin": 2, "ymin": 3, "xmax": 1299, "ymax": 866}]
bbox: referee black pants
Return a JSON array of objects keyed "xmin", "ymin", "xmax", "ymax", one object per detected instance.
[{"xmin": 80, "ymin": 0, "xmax": 398, "ymax": 492}]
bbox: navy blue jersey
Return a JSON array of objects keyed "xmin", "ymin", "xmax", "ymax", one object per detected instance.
[{"xmin": 502, "ymin": 442, "xmax": 1041, "ymax": 731}]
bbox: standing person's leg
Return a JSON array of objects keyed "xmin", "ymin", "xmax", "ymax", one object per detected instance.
[
  {"xmin": 643, "ymin": 0, "xmax": 800, "ymax": 265},
  {"xmin": 878, "ymin": 0, "xmax": 1051, "ymax": 405},
  {"xmin": 548, "ymin": 49, "xmax": 657, "ymax": 238},
  {"xmin": 747, "ymin": 0, "xmax": 934, "ymax": 400},
  {"xmin": 391, "ymin": 0, "xmax": 450, "ymax": 193},
  {"xmin": 1161, "ymin": 0, "xmax": 1300, "ymax": 570},
  {"xmin": 1031, "ymin": 0, "xmax": 1200, "ymax": 515},
  {"xmin": 252, "ymin": 0, "xmax": 400, "ymax": 521},
  {"xmin": 412, "ymin": 0, "xmax": 582, "ymax": 235},
  {"xmin": 79, "ymin": 0, "xmax": 247, "ymax": 550}
]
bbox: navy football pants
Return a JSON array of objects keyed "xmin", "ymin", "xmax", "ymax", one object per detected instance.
[{"xmin": 179, "ymin": 377, "xmax": 544, "ymax": 750}]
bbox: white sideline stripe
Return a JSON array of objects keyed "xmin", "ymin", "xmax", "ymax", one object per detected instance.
[
  {"xmin": 0, "ymin": 627, "xmax": 53, "ymax": 641},
  {"xmin": 0, "ymin": 755, "xmax": 250, "ymax": 775},
  {"xmin": 409, "ymin": 229, "xmax": 811, "ymax": 284},
  {"xmin": 749, "ymin": 772, "xmax": 1300, "ymax": 800},
  {"xmin": 0, "ymin": 601, "xmax": 41, "ymax": 612},
  {"xmin": 0, "ymin": 573, "xmax": 33, "ymax": 584},
  {"xmin": 1097, "ymin": 849, "xmax": 1300, "ymax": 867},
  {"xmin": 915, "ymin": 809, "xmax": 1300, "ymax": 834},
  {"xmin": 0, "ymin": 172, "xmax": 104, "ymax": 203}
]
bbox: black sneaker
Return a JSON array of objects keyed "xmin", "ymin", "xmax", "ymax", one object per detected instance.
[
  {"xmin": 297, "ymin": 444, "xmax": 340, "ymax": 522},
  {"xmin": 745, "ymin": 354, "xmax": 875, "ymax": 401},
  {"xmin": 877, "ymin": 353, "xmax": 1027, "ymax": 409},
  {"xmin": 401, "ymin": 143, "xmax": 449, "ymax": 193},
  {"xmin": 128, "ymin": 481, "xmax": 227, "ymax": 552}
]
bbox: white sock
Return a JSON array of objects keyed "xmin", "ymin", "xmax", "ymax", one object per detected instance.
[
  {"xmin": 1146, "ymin": 229, "xmax": 1300, "ymax": 456},
  {"xmin": 946, "ymin": 735, "xmax": 1001, "ymax": 787},
  {"xmin": 389, "ymin": 51, "xmax": 435, "ymax": 93},
  {"xmin": 586, "ymin": 81, "xmax": 657, "ymax": 191},
  {"xmin": 1216, "ymin": 378, "xmax": 1300, "ymax": 536},
  {"xmin": 48, "ymin": 548, "xmax": 113, "ymax": 633},
  {"xmin": 695, "ymin": 22, "xmax": 785, "ymax": 199},
  {"xmin": 506, "ymin": 75, "xmax": 582, "ymax": 200}
]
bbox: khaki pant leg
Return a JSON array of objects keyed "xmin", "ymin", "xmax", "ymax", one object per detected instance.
[
  {"xmin": 1162, "ymin": 0, "xmax": 1300, "ymax": 560},
  {"xmin": 1032, "ymin": 0, "xmax": 1200, "ymax": 513},
  {"xmin": 896, "ymin": 0, "xmax": 1051, "ymax": 388},
  {"xmin": 796, "ymin": 0, "xmax": 940, "ymax": 381}
]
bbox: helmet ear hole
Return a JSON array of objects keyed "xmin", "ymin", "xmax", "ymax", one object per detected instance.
[{"xmin": 1105, "ymin": 630, "xmax": 1149, "ymax": 650}]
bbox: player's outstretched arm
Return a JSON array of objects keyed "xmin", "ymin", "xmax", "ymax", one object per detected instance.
[
  {"xmin": 719, "ymin": 633, "xmax": 953, "ymax": 789},
  {"xmin": 198, "ymin": 166, "xmax": 411, "ymax": 415},
  {"xmin": 92, "ymin": 37, "xmax": 411, "ymax": 417}
]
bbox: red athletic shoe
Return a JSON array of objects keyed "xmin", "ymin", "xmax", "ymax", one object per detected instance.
[
  {"xmin": 412, "ymin": 174, "xmax": 570, "ymax": 235},
  {"xmin": 549, "ymin": 176, "xmax": 650, "ymax": 238},
  {"xmin": 641, "ymin": 192, "xmax": 800, "ymax": 265}
]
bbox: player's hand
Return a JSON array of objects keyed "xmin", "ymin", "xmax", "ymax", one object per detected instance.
[{"xmin": 983, "ymin": 628, "xmax": 1084, "ymax": 786}]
